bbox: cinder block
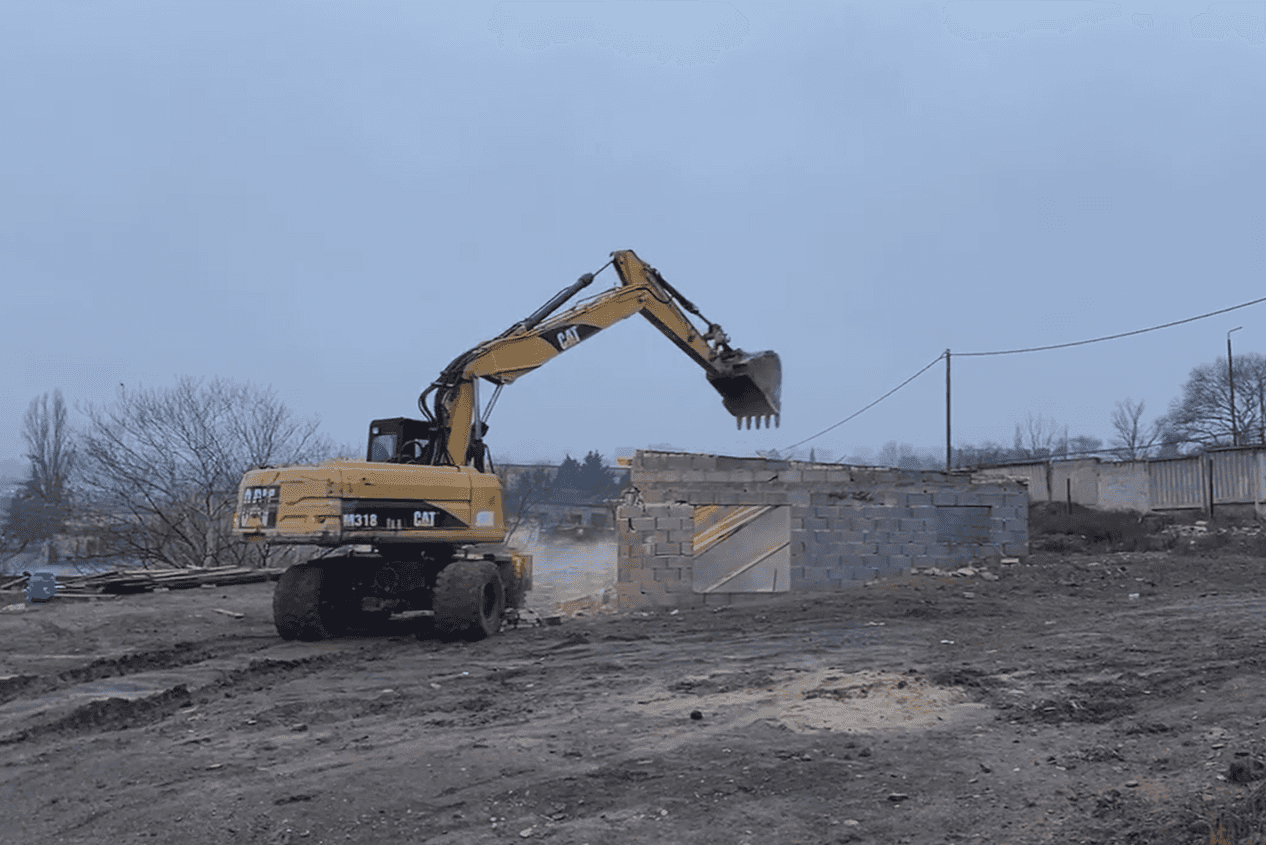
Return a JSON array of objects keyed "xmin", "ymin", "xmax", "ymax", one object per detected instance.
[
  {"xmin": 1004, "ymin": 493, "xmax": 1028, "ymax": 507},
  {"xmin": 899, "ymin": 518, "xmax": 927, "ymax": 533},
  {"xmin": 826, "ymin": 470, "xmax": 852, "ymax": 483},
  {"xmin": 636, "ymin": 573, "xmax": 665, "ymax": 592},
  {"xmin": 640, "ymin": 590, "xmax": 682, "ymax": 608},
  {"xmin": 888, "ymin": 555, "xmax": 910, "ymax": 571},
  {"xmin": 653, "ymin": 542, "xmax": 681, "ymax": 556},
  {"xmin": 803, "ymin": 470, "xmax": 827, "ymax": 482},
  {"xmin": 668, "ymin": 529, "xmax": 693, "ymax": 544},
  {"xmin": 653, "ymin": 568, "xmax": 681, "ymax": 582},
  {"xmin": 905, "ymin": 492, "xmax": 932, "ymax": 506},
  {"xmin": 668, "ymin": 503, "xmax": 693, "ymax": 519},
  {"xmin": 789, "ymin": 489, "xmax": 811, "ymax": 506},
  {"xmin": 654, "ymin": 517, "xmax": 681, "ymax": 530},
  {"xmin": 690, "ymin": 454, "xmax": 718, "ymax": 471},
  {"xmin": 616, "ymin": 584, "xmax": 643, "ymax": 609},
  {"xmin": 630, "ymin": 517, "xmax": 657, "ymax": 531},
  {"xmin": 932, "ymin": 491, "xmax": 958, "ymax": 506},
  {"xmin": 762, "ymin": 490, "xmax": 790, "ymax": 505}
]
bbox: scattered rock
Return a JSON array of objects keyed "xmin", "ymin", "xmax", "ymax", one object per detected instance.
[
  {"xmin": 887, "ymin": 792, "xmax": 909, "ymax": 802},
  {"xmin": 1228, "ymin": 757, "xmax": 1266, "ymax": 784},
  {"xmin": 690, "ymin": 710, "xmax": 703, "ymax": 721}
]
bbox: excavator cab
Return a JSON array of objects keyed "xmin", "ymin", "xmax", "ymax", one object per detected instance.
[{"xmin": 367, "ymin": 418, "xmax": 439, "ymax": 464}]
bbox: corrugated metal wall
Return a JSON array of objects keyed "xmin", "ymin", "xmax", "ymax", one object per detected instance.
[
  {"xmin": 980, "ymin": 448, "xmax": 1266, "ymax": 513},
  {"xmin": 1212, "ymin": 450, "xmax": 1258, "ymax": 505},
  {"xmin": 1149, "ymin": 458, "xmax": 1205, "ymax": 510}
]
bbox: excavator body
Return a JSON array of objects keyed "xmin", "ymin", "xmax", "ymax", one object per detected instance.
[{"xmin": 233, "ymin": 250, "xmax": 779, "ymax": 641}]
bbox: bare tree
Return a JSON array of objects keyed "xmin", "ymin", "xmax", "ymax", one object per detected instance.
[
  {"xmin": 1, "ymin": 390, "xmax": 75, "ymax": 556},
  {"xmin": 22, "ymin": 389, "xmax": 74, "ymax": 504},
  {"xmin": 1110, "ymin": 398, "xmax": 1161, "ymax": 460},
  {"xmin": 78, "ymin": 377, "xmax": 334, "ymax": 568},
  {"xmin": 1013, "ymin": 413, "xmax": 1061, "ymax": 460},
  {"xmin": 1166, "ymin": 353, "xmax": 1265, "ymax": 450},
  {"xmin": 495, "ymin": 463, "xmax": 551, "ymax": 546}
]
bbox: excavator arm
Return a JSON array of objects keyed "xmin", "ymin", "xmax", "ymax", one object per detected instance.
[{"xmin": 420, "ymin": 250, "xmax": 781, "ymax": 467}]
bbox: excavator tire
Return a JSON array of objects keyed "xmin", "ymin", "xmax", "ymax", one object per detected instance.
[
  {"xmin": 432, "ymin": 560, "xmax": 505, "ymax": 640},
  {"xmin": 273, "ymin": 562, "xmax": 353, "ymax": 641}
]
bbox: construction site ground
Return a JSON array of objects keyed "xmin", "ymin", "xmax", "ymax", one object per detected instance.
[{"xmin": 3, "ymin": 541, "xmax": 1266, "ymax": 844}]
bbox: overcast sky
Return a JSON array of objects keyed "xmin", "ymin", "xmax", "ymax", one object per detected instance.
[{"xmin": 4, "ymin": 1, "xmax": 1264, "ymax": 468}]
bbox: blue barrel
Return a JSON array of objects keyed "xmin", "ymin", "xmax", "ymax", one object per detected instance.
[{"xmin": 25, "ymin": 571, "xmax": 57, "ymax": 603}]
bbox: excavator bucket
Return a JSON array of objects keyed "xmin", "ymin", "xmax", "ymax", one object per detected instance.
[{"xmin": 707, "ymin": 350, "xmax": 782, "ymax": 430}]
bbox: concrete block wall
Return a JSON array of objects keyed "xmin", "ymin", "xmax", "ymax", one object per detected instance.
[
  {"xmin": 617, "ymin": 451, "xmax": 1028, "ymax": 611},
  {"xmin": 615, "ymin": 501, "xmax": 698, "ymax": 610}
]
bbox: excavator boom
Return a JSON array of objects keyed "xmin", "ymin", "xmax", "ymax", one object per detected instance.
[{"xmin": 425, "ymin": 250, "xmax": 782, "ymax": 464}]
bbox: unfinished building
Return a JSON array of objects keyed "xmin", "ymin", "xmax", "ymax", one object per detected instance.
[{"xmin": 616, "ymin": 451, "xmax": 1028, "ymax": 610}]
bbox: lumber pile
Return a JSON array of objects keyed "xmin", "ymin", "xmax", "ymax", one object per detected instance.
[{"xmin": 0, "ymin": 567, "xmax": 283, "ymax": 599}]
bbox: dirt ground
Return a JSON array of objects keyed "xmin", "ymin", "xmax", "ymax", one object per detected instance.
[{"xmin": 4, "ymin": 542, "xmax": 1266, "ymax": 845}]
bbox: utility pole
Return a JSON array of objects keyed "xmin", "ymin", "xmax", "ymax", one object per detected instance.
[
  {"xmin": 1228, "ymin": 326, "xmax": 1243, "ymax": 446},
  {"xmin": 945, "ymin": 349, "xmax": 951, "ymax": 471}
]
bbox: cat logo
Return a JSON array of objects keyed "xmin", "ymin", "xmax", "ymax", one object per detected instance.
[{"xmin": 556, "ymin": 325, "xmax": 582, "ymax": 350}]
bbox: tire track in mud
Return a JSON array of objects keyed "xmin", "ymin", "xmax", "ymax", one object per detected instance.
[
  {"xmin": 0, "ymin": 638, "xmax": 268, "ymax": 706},
  {"xmin": 0, "ymin": 639, "xmax": 390, "ymax": 747}
]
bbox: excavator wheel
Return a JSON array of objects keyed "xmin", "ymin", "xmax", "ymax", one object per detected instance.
[
  {"xmin": 273, "ymin": 562, "xmax": 353, "ymax": 641},
  {"xmin": 432, "ymin": 560, "xmax": 505, "ymax": 641}
]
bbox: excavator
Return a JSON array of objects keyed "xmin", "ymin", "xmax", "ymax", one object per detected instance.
[{"xmin": 233, "ymin": 250, "xmax": 781, "ymax": 641}]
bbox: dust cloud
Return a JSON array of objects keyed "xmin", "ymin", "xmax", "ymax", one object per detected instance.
[{"xmin": 516, "ymin": 537, "xmax": 617, "ymax": 614}]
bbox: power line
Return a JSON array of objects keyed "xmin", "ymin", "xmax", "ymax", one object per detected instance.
[
  {"xmin": 957, "ymin": 295, "xmax": 1266, "ymax": 357},
  {"xmin": 778, "ymin": 293, "xmax": 1266, "ymax": 454},
  {"xmin": 781, "ymin": 353, "xmax": 945, "ymax": 452}
]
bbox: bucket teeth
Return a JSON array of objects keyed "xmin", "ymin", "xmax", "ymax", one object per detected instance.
[{"xmin": 735, "ymin": 413, "xmax": 780, "ymax": 431}]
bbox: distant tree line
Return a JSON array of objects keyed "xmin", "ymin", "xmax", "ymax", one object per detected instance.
[{"xmin": 498, "ymin": 450, "xmax": 623, "ymax": 536}]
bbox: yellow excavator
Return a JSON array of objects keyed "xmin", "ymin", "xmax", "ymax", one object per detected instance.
[{"xmin": 233, "ymin": 250, "xmax": 781, "ymax": 640}]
